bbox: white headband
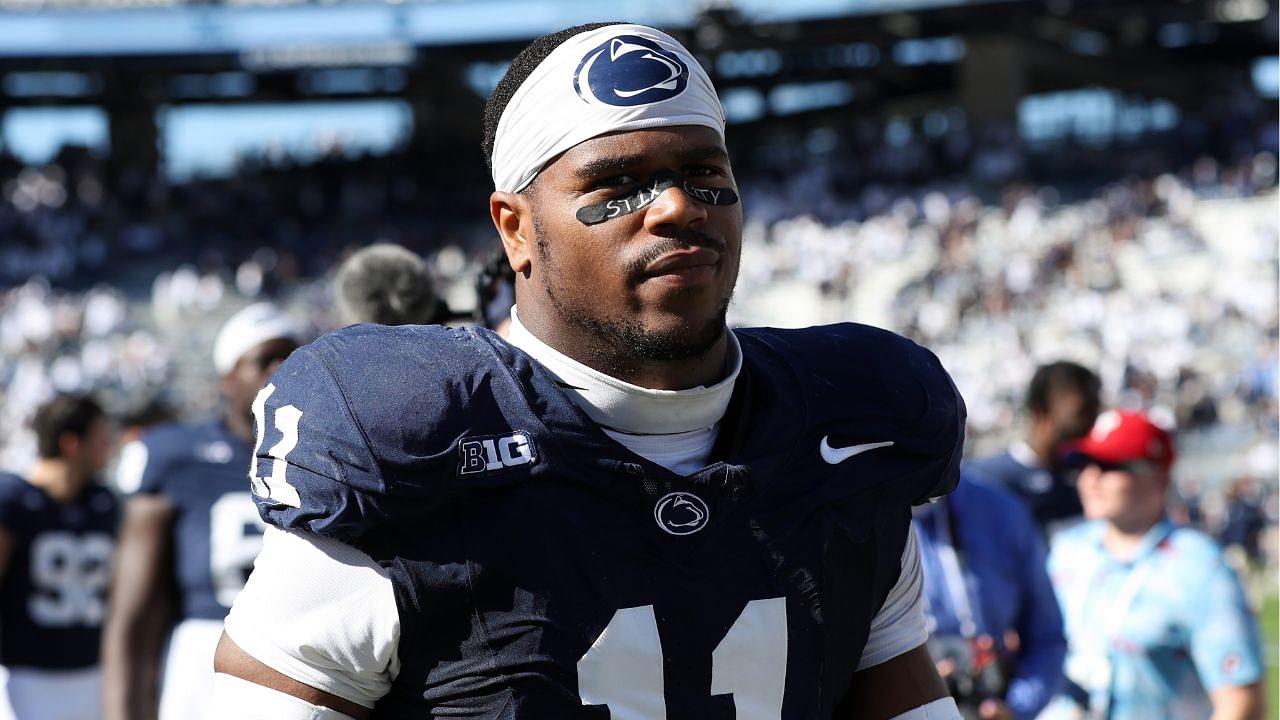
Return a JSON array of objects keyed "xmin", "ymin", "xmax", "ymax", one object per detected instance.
[{"xmin": 491, "ymin": 24, "xmax": 726, "ymax": 193}]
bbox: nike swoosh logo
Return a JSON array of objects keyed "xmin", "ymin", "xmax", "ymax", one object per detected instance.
[{"xmin": 820, "ymin": 437, "xmax": 895, "ymax": 464}]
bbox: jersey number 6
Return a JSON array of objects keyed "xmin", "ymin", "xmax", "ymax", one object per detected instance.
[
  {"xmin": 250, "ymin": 384, "xmax": 303, "ymax": 508},
  {"xmin": 578, "ymin": 598, "xmax": 788, "ymax": 719}
]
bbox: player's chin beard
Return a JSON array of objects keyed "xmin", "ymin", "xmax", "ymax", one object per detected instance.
[{"xmin": 534, "ymin": 219, "xmax": 730, "ymax": 376}]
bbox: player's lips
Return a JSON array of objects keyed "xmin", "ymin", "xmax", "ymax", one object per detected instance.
[{"xmin": 642, "ymin": 248, "xmax": 720, "ymax": 284}]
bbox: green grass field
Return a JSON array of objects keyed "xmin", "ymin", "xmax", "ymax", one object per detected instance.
[{"xmin": 1264, "ymin": 592, "xmax": 1278, "ymax": 713}]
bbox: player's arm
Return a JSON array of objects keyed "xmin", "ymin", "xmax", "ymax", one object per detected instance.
[
  {"xmin": 212, "ymin": 339, "xmax": 405, "ymax": 719},
  {"xmin": 210, "ymin": 526, "xmax": 399, "ymax": 720},
  {"xmin": 839, "ymin": 644, "xmax": 953, "ymax": 719},
  {"xmin": 212, "ymin": 634, "xmax": 368, "ymax": 720},
  {"xmin": 836, "ymin": 526, "xmax": 959, "ymax": 719},
  {"xmin": 101, "ymin": 494, "xmax": 176, "ymax": 720}
]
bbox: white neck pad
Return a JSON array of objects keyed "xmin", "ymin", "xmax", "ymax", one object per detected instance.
[{"xmin": 505, "ymin": 306, "xmax": 740, "ymax": 435}]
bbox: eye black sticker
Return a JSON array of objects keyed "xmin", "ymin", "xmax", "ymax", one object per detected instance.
[{"xmin": 576, "ymin": 169, "xmax": 739, "ymax": 225}]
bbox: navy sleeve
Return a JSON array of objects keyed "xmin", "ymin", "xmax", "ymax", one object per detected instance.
[
  {"xmin": 825, "ymin": 324, "xmax": 967, "ymax": 505},
  {"xmin": 0, "ymin": 474, "xmax": 24, "ymax": 528},
  {"xmin": 249, "ymin": 341, "xmax": 389, "ymax": 544},
  {"xmin": 897, "ymin": 338, "xmax": 966, "ymax": 505}
]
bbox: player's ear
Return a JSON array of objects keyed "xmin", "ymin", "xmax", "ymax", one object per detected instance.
[{"xmin": 490, "ymin": 191, "xmax": 533, "ymax": 276}]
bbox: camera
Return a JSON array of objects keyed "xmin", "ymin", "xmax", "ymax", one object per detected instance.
[{"xmin": 928, "ymin": 634, "xmax": 1010, "ymax": 719}]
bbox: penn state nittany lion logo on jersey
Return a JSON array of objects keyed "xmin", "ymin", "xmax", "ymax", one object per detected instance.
[
  {"xmin": 573, "ymin": 35, "xmax": 689, "ymax": 107},
  {"xmin": 654, "ymin": 491, "xmax": 710, "ymax": 535}
]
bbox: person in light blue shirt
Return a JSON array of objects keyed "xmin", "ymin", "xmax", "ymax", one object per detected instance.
[
  {"xmin": 1043, "ymin": 410, "xmax": 1264, "ymax": 720},
  {"xmin": 914, "ymin": 471, "xmax": 1066, "ymax": 719}
]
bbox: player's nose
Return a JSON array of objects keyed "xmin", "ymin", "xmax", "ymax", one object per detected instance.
[{"xmin": 643, "ymin": 184, "xmax": 708, "ymax": 235}]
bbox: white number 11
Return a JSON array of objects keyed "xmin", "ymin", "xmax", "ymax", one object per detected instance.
[
  {"xmin": 577, "ymin": 597, "xmax": 788, "ymax": 719},
  {"xmin": 250, "ymin": 384, "xmax": 303, "ymax": 508}
]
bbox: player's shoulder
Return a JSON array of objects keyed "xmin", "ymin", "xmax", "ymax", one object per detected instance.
[
  {"xmin": 138, "ymin": 419, "xmax": 221, "ymax": 456},
  {"xmin": 738, "ymin": 321, "xmax": 936, "ymax": 370},
  {"xmin": 273, "ymin": 323, "xmax": 500, "ymax": 442},
  {"xmin": 83, "ymin": 481, "xmax": 119, "ymax": 510},
  {"xmin": 0, "ymin": 472, "xmax": 43, "ymax": 527},
  {"xmin": 738, "ymin": 323, "xmax": 965, "ymax": 505},
  {"xmin": 279, "ymin": 324, "xmax": 487, "ymax": 398},
  {"xmin": 0, "ymin": 472, "xmax": 27, "ymax": 505},
  {"xmin": 254, "ymin": 324, "xmax": 517, "ymax": 541},
  {"xmin": 303, "ymin": 321, "xmax": 473, "ymax": 364},
  {"xmin": 737, "ymin": 322, "xmax": 961, "ymax": 417}
]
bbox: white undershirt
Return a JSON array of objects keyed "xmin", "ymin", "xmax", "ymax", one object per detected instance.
[
  {"xmin": 506, "ymin": 306, "xmax": 739, "ymax": 475},
  {"xmin": 223, "ymin": 318, "xmax": 928, "ymax": 709}
]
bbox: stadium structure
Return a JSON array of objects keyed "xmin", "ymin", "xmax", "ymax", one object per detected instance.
[{"xmin": 0, "ymin": 0, "xmax": 1272, "ymax": 180}]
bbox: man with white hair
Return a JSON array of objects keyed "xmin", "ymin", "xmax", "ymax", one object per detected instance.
[
  {"xmin": 333, "ymin": 243, "xmax": 443, "ymax": 327},
  {"xmin": 103, "ymin": 303, "xmax": 302, "ymax": 720},
  {"xmin": 212, "ymin": 23, "xmax": 965, "ymax": 720}
]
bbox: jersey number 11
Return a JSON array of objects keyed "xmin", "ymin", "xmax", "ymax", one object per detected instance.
[
  {"xmin": 578, "ymin": 598, "xmax": 788, "ymax": 718},
  {"xmin": 250, "ymin": 384, "xmax": 303, "ymax": 508}
]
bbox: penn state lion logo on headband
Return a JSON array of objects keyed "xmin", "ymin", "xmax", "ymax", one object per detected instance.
[{"xmin": 573, "ymin": 34, "xmax": 690, "ymax": 107}]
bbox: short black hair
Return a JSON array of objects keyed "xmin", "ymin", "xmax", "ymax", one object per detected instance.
[
  {"xmin": 1027, "ymin": 361, "xmax": 1101, "ymax": 415},
  {"xmin": 481, "ymin": 21, "xmax": 624, "ymax": 173},
  {"xmin": 33, "ymin": 394, "xmax": 105, "ymax": 460},
  {"xmin": 334, "ymin": 243, "xmax": 439, "ymax": 326}
]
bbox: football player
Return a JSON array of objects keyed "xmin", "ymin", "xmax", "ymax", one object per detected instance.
[
  {"xmin": 212, "ymin": 23, "xmax": 966, "ymax": 720},
  {"xmin": 0, "ymin": 394, "xmax": 118, "ymax": 720},
  {"xmin": 967, "ymin": 361, "xmax": 1100, "ymax": 537},
  {"xmin": 102, "ymin": 303, "xmax": 302, "ymax": 720}
]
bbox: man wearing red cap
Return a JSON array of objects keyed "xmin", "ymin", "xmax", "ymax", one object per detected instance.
[{"xmin": 1041, "ymin": 410, "xmax": 1265, "ymax": 720}]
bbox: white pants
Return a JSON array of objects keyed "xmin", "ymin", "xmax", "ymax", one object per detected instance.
[
  {"xmin": 160, "ymin": 618, "xmax": 225, "ymax": 720},
  {"xmin": 3, "ymin": 665, "xmax": 101, "ymax": 720}
]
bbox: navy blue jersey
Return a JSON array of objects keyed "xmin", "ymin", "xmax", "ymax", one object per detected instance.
[
  {"xmin": 967, "ymin": 450, "xmax": 1082, "ymax": 532},
  {"xmin": 251, "ymin": 323, "xmax": 965, "ymax": 718},
  {"xmin": 0, "ymin": 473, "xmax": 118, "ymax": 669},
  {"xmin": 128, "ymin": 421, "xmax": 262, "ymax": 621}
]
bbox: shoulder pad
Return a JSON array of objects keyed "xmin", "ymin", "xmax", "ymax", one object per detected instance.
[
  {"xmin": 0, "ymin": 473, "xmax": 28, "ymax": 525},
  {"xmin": 0, "ymin": 472, "xmax": 23, "ymax": 503},
  {"xmin": 251, "ymin": 324, "xmax": 507, "ymax": 543},
  {"xmin": 738, "ymin": 323, "xmax": 966, "ymax": 505}
]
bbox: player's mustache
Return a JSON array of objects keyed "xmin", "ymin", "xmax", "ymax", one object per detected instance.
[{"xmin": 627, "ymin": 230, "xmax": 727, "ymax": 276}]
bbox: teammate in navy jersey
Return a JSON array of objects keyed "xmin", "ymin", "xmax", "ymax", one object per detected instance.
[
  {"xmin": 967, "ymin": 362, "xmax": 1101, "ymax": 537},
  {"xmin": 213, "ymin": 22, "xmax": 967, "ymax": 720},
  {"xmin": 0, "ymin": 394, "xmax": 118, "ymax": 720},
  {"xmin": 102, "ymin": 303, "xmax": 301, "ymax": 720}
]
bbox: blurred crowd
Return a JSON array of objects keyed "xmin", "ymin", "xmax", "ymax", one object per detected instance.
[
  {"xmin": 0, "ymin": 141, "xmax": 490, "ymax": 290},
  {"xmin": 0, "ymin": 100, "xmax": 1275, "ymax": 540}
]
